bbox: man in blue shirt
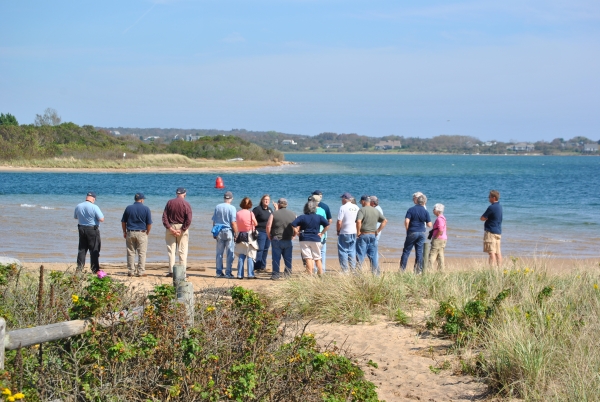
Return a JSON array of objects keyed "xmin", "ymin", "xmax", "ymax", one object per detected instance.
[
  {"xmin": 400, "ymin": 193, "xmax": 432, "ymax": 274},
  {"xmin": 74, "ymin": 191, "xmax": 104, "ymax": 273},
  {"xmin": 212, "ymin": 191, "xmax": 239, "ymax": 278},
  {"xmin": 121, "ymin": 192, "xmax": 153, "ymax": 277},
  {"xmin": 481, "ymin": 190, "xmax": 503, "ymax": 266}
]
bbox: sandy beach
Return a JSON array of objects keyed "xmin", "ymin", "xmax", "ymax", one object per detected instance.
[
  {"xmin": 0, "ymin": 160, "xmax": 295, "ymax": 173},
  {"xmin": 18, "ymin": 256, "xmax": 598, "ymax": 401}
]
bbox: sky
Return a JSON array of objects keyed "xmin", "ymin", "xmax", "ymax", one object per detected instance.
[{"xmin": 1, "ymin": 0, "xmax": 599, "ymax": 141}]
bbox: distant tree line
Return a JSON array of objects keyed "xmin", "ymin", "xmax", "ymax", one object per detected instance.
[
  {"xmin": 104, "ymin": 126, "xmax": 599, "ymax": 155},
  {"xmin": 166, "ymin": 135, "xmax": 283, "ymax": 161},
  {"xmin": 0, "ymin": 111, "xmax": 283, "ymax": 161}
]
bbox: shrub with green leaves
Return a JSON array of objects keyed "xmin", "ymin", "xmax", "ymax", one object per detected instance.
[{"xmin": 0, "ymin": 272, "xmax": 380, "ymax": 401}]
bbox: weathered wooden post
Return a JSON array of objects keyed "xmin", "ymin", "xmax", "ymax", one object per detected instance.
[
  {"xmin": 177, "ymin": 282, "xmax": 194, "ymax": 327},
  {"xmin": 0, "ymin": 318, "xmax": 5, "ymax": 370},
  {"xmin": 173, "ymin": 264, "xmax": 193, "ymax": 327},
  {"xmin": 423, "ymin": 242, "xmax": 431, "ymax": 273},
  {"xmin": 172, "ymin": 264, "xmax": 186, "ymax": 287}
]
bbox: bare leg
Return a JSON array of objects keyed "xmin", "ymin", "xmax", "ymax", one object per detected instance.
[
  {"xmin": 315, "ymin": 260, "xmax": 323, "ymax": 276},
  {"xmin": 305, "ymin": 259, "xmax": 314, "ymax": 275},
  {"xmin": 489, "ymin": 253, "xmax": 502, "ymax": 267}
]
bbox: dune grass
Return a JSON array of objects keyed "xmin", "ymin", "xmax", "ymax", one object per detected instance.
[
  {"xmin": 0, "ymin": 265, "xmax": 380, "ymax": 401},
  {"xmin": 0, "ymin": 154, "xmax": 280, "ymax": 170},
  {"xmin": 266, "ymin": 260, "xmax": 600, "ymax": 400}
]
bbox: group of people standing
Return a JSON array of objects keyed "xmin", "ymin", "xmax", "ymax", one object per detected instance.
[{"xmin": 73, "ymin": 187, "xmax": 502, "ymax": 278}]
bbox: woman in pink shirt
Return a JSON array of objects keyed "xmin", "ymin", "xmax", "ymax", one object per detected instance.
[
  {"xmin": 429, "ymin": 203, "xmax": 447, "ymax": 271},
  {"xmin": 235, "ymin": 197, "xmax": 258, "ymax": 279}
]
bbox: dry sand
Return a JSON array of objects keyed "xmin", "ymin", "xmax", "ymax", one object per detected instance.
[
  {"xmin": 20, "ymin": 257, "xmax": 598, "ymax": 401},
  {"xmin": 0, "ymin": 160, "xmax": 295, "ymax": 173}
]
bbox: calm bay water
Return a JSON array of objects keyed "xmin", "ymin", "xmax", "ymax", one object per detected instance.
[{"xmin": 0, "ymin": 154, "xmax": 598, "ymax": 263}]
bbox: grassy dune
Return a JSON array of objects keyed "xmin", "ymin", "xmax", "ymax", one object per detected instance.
[
  {"xmin": 0, "ymin": 154, "xmax": 282, "ymax": 170},
  {"xmin": 267, "ymin": 260, "xmax": 600, "ymax": 400}
]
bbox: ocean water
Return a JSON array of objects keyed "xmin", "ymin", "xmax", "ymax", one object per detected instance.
[{"xmin": 0, "ymin": 154, "xmax": 598, "ymax": 263}]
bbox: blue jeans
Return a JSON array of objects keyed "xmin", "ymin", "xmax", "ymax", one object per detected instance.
[
  {"xmin": 400, "ymin": 231, "xmax": 426, "ymax": 273},
  {"xmin": 216, "ymin": 229, "xmax": 235, "ymax": 277},
  {"xmin": 356, "ymin": 234, "xmax": 379, "ymax": 275},
  {"xmin": 254, "ymin": 231, "xmax": 271, "ymax": 270},
  {"xmin": 237, "ymin": 254, "xmax": 254, "ymax": 278},
  {"xmin": 271, "ymin": 238, "xmax": 293, "ymax": 278},
  {"xmin": 338, "ymin": 233, "xmax": 357, "ymax": 272}
]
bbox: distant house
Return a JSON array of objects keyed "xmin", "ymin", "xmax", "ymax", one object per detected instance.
[
  {"xmin": 325, "ymin": 143, "xmax": 344, "ymax": 149},
  {"xmin": 482, "ymin": 141, "xmax": 496, "ymax": 146},
  {"xmin": 110, "ymin": 130, "xmax": 121, "ymax": 136},
  {"xmin": 145, "ymin": 136, "xmax": 161, "ymax": 141},
  {"xmin": 281, "ymin": 140, "xmax": 297, "ymax": 145},
  {"xmin": 374, "ymin": 140, "xmax": 402, "ymax": 150},
  {"xmin": 506, "ymin": 143, "xmax": 535, "ymax": 152},
  {"xmin": 186, "ymin": 134, "xmax": 201, "ymax": 141},
  {"xmin": 583, "ymin": 143, "xmax": 599, "ymax": 152}
]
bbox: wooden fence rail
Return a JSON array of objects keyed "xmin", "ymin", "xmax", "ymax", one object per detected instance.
[{"xmin": 0, "ymin": 267, "xmax": 194, "ymax": 370}]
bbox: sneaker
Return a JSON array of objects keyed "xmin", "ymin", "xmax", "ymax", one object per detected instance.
[
  {"xmin": 225, "ymin": 275, "xmax": 235, "ymax": 279},
  {"xmin": 270, "ymin": 276, "xmax": 281, "ymax": 281},
  {"xmin": 246, "ymin": 276, "xmax": 257, "ymax": 279},
  {"xmin": 165, "ymin": 273, "xmax": 173, "ymax": 278},
  {"xmin": 216, "ymin": 273, "xmax": 226, "ymax": 278}
]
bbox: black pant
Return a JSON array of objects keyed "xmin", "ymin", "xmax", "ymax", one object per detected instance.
[{"xmin": 77, "ymin": 225, "xmax": 101, "ymax": 273}]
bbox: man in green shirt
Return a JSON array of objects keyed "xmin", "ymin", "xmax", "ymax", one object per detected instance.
[{"xmin": 355, "ymin": 195, "xmax": 387, "ymax": 275}]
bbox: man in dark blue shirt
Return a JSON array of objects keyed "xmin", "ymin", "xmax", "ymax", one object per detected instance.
[
  {"xmin": 481, "ymin": 190, "xmax": 503, "ymax": 266},
  {"xmin": 400, "ymin": 194, "xmax": 432, "ymax": 274},
  {"xmin": 121, "ymin": 192, "xmax": 153, "ymax": 277}
]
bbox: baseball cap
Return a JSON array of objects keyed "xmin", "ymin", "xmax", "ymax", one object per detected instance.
[
  {"xmin": 224, "ymin": 191, "xmax": 233, "ymax": 199},
  {"xmin": 277, "ymin": 198, "xmax": 288, "ymax": 206},
  {"xmin": 134, "ymin": 193, "xmax": 146, "ymax": 200},
  {"xmin": 340, "ymin": 192, "xmax": 352, "ymax": 200},
  {"xmin": 369, "ymin": 195, "xmax": 379, "ymax": 204},
  {"xmin": 176, "ymin": 187, "xmax": 187, "ymax": 194},
  {"xmin": 312, "ymin": 190, "xmax": 323, "ymax": 195},
  {"xmin": 86, "ymin": 191, "xmax": 97, "ymax": 199},
  {"xmin": 360, "ymin": 195, "xmax": 370, "ymax": 202}
]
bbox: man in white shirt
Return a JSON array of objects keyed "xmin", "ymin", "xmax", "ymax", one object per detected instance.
[{"xmin": 336, "ymin": 192, "xmax": 360, "ymax": 272}]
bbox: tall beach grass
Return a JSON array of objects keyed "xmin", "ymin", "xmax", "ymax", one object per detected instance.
[{"xmin": 266, "ymin": 260, "xmax": 600, "ymax": 400}]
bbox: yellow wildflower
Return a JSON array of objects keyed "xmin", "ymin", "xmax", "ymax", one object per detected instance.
[
  {"xmin": 205, "ymin": 306, "xmax": 216, "ymax": 313},
  {"xmin": 594, "ymin": 284, "xmax": 598, "ymax": 290},
  {"xmin": 71, "ymin": 294, "xmax": 79, "ymax": 303},
  {"xmin": 13, "ymin": 393, "xmax": 24, "ymax": 400},
  {"xmin": 7, "ymin": 397, "xmax": 15, "ymax": 402},
  {"xmin": 2, "ymin": 389, "xmax": 11, "ymax": 396}
]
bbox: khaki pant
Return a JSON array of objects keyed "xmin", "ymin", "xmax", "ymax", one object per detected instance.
[
  {"xmin": 126, "ymin": 231, "xmax": 148, "ymax": 274},
  {"xmin": 165, "ymin": 224, "xmax": 189, "ymax": 272},
  {"xmin": 483, "ymin": 231, "xmax": 501, "ymax": 254},
  {"xmin": 429, "ymin": 239, "xmax": 447, "ymax": 271}
]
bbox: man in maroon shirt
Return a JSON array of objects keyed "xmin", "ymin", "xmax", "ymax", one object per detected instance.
[{"xmin": 162, "ymin": 187, "xmax": 193, "ymax": 277}]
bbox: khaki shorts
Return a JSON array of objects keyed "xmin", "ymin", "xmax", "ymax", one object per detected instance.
[
  {"xmin": 300, "ymin": 241, "xmax": 322, "ymax": 260},
  {"xmin": 483, "ymin": 231, "xmax": 501, "ymax": 254}
]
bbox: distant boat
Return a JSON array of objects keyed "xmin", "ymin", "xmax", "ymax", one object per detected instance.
[{"xmin": 227, "ymin": 158, "xmax": 244, "ymax": 161}]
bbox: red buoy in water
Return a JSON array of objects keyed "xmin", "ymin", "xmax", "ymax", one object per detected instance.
[{"xmin": 215, "ymin": 176, "xmax": 225, "ymax": 189}]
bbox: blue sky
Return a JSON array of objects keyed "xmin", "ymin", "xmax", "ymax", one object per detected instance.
[{"xmin": 1, "ymin": 0, "xmax": 599, "ymax": 141}]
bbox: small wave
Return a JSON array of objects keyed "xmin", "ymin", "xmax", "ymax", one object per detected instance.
[
  {"xmin": 40, "ymin": 206, "xmax": 55, "ymax": 210},
  {"xmin": 20, "ymin": 204, "xmax": 36, "ymax": 208},
  {"xmin": 548, "ymin": 238, "xmax": 574, "ymax": 243}
]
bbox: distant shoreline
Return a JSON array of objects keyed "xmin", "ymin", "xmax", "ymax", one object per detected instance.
[
  {"xmin": 283, "ymin": 151, "xmax": 594, "ymax": 156},
  {"xmin": 0, "ymin": 159, "xmax": 295, "ymax": 173}
]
